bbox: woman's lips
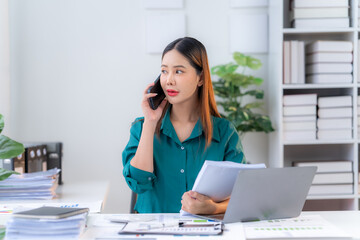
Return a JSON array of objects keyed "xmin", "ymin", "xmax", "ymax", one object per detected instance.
[{"xmin": 167, "ymin": 89, "xmax": 179, "ymax": 97}]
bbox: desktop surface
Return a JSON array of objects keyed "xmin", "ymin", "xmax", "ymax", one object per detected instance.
[{"xmin": 81, "ymin": 211, "xmax": 360, "ymax": 240}]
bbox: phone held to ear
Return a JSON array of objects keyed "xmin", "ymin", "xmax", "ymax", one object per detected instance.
[{"xmin": 147, "ymin": 75, "xmax": 165, "ymax": 110}]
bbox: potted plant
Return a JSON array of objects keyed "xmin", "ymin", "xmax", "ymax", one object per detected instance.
[
  {"xmin": 211, "ymin": 52, "xmax": 274, "ymax": 136},
  {"xmin": 0, "ymin": 113, "xmax": 24, "ymax": 180}
]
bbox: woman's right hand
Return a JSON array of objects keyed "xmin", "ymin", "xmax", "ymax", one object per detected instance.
[{"xmin": 141, "ymin": 83, "xmax": 167, "ymax": 125}]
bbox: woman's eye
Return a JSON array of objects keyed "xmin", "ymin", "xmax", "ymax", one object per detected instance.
[
  {"xmin": 176, "ymin": 70, "xmax": 183, "ymax": 74},
  {"xmin": 161, "ymin": 70, "xmax": 167, "ymax": 74}
]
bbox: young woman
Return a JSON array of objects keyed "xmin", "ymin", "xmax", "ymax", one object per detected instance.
[{"xmin": 122, "ymin": 37, "xmax": 245, "ymax": 214}]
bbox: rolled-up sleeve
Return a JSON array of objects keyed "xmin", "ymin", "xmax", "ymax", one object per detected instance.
[
  {"xmin": 223, "ymin": 122, "xmax": 246, "ymax": 164},
  {"xmin": 122, "ymin": 118, "xmax": 157, "ymax": 194}
]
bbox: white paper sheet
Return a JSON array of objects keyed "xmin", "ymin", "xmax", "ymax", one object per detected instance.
[{"xmin": 243, "ymin": 215, "xmax": 351, "ymax": 239}]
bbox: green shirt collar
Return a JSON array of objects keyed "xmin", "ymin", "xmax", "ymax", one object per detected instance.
[{"xmin": 160, "ymin": 107, "xmax": 220, "ymax": 143}]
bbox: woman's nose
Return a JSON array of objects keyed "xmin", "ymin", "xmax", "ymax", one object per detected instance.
[{"xmin": 166, "ymin": 73, "xmax": 175, "ymax": 85}]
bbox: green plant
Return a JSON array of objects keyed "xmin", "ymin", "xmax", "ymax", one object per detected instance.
[
  {"xmin": 211, "ymin": 52, "xmax": 274, "ymax": 135},
  {"xmin": 0, "ymin": 114, "xmax": 23, "ymax": 181}
]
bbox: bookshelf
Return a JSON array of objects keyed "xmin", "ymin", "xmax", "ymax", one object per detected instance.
[{"xmin": 268, "ymin": 0, "xmax": 360, "ymax": 211}]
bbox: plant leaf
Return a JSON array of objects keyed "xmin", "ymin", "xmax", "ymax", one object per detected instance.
[
  {"xmin": 233, "ymin": 52, "xmax": 247, "ymax": 67},
  {"xmin": 0, "ymin": 135, "xmax": 25, "ymax": 159},
  {"xmin": 253, "ymin": 77, "xmax": 263, "ymax": 85},
  {"xmin": 242, "ymin": 90, "xmax": 264, "ymax": 99},
  {"xmin": 0, "ymin": 114, "xmax": 4, "ymax": 134},
  {"xmin": 244, "ymin": 102, "xmax": 264, "ymax": 109},
  {"xmin": 0, "ymin": 168, "xmax": 20, "ymax": 181},
  {"xmin": 246, "ymin": 56, "xmax": 262, "ymax": 70}
]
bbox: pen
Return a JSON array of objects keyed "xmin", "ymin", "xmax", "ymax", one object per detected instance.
[
  {"xmin": 178, "ymin": 220, "xmax": 221, "ymax": 228},
  {"xmin": 178, "ymin": 222, "xmax": 220, "ymax": 228}
]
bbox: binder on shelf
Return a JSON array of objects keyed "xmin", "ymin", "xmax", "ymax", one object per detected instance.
[
  {"xmin": 317, "ymin": 107, "xmax": 352, "ymax": 118},
  {"xmin": 312, "ymin": 172, "xmax": 353, "ymax": 185},
  {"xmin": 306, "ymin": 63, "xmax": 353, "ymax": 74},
  {"xmin": 306, "ymin": 52, "xmax": 353, "ymax": 64},
  {"xmin": 290, "ymin": 7, "xmax": 349, "ymax": 20},
  {"xmin": 283, "ymin": 94, "xmax": 317, "ymax": 106},
  {"xmin": 0, "ymin": 153, "xmax": 25, "ymax": 173},
  {"xmin": 317, "ymin": 118, "xmax": 352, "ymax": 130},
  {"xmin": 283, "ymin": 115, "xmax": 317, "ymax": 122},
  {"xmin": 290, "ymin": 41, "xmax": 298, "ymax": 84},
  {"xmin": 24, "ymin": 144, "xmax": 42, "ymax": 173},
  {"xmin": 283, "ymin": 105, "xmax": 316, "ymax": 116},
  {"xmin": 292, "ymin": 18, "xmax": 349, "ymax": 29},
  {"xmin": 293, "ymin": 161, "xmax": 353, "ymax": 173},
  {"xmin": 291, "ymin": 0, "xmax": 348, "ymax": 8},
  {"xmin": 46, "ymin": 142, "xmax": 63, "ymax": 185},
  {"xmin": 318, "ymin": 96, "xmax": 352, "ymax": 108},
  {"xmin": 283, "ymin": 130, "xmax": 316, "ymax": 141},
  {"xmin": 283, "ymin": 121, "xmax": 316, "ymax": 131},
  {"xmin": 298, "ymin": 41, "xmax": 305, "ymax": 84},
  {"xmin": 306, "ymin": 41, "xmax": 353, "ymax": 54},
  {"xmin": 317, "ymin": 129, "xmax": 352, "ymax": 140},
  {"xmin": 309, "ymin": 184, "xmax": 353, "ymax": 195},
  {"xmin": 306, "ymin": 74, "xmax": 352, "ymax": 84},
  {"xmin": 283, "ymin": 41, "xmax": 291, "ymax": 84}
]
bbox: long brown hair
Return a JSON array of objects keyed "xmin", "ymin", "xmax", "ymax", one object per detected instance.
[{"xmin": 156, "ymin": 37, "xmax": 220, "ymax": 148}]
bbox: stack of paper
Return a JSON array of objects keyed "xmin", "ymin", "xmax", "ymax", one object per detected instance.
[
  {"xmin": 317, "ymin": 96, "xmax": 352, "ymax": 140},
  {"xmin": 283, "ymin": 41, "xmax": 305, "ymax": 84},
  {"xmin": 191, "ymin": 160, "xmax": 266, "ymax": 203},
  {"xmin": 0, "ymin": 168, "xmax": 60, "ymax": 200},
  {"xmin": 290, "ymin": 0, "xmax": 350, "ymax": 29},
  {"xmin": 5, "ymin": 206, "xmax": 88, "ymax": 239},
  {"xmin": 294, "ymin": 161, "xmax": 353, "ymax": 195},
  {"xmin": 283, "ymin": 94, "xmax": 317, "ymax": 141},
  {"xmin": 306, "ymin": 41, "xmax": 353, "ymax": 84}
]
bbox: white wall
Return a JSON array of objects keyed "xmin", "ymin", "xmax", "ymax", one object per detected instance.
[
  {"xmin": 0, "ymin": 0, "xmax": 11, "ymax": 133},
  {"xmin": 8, "ymin": 0, "xmax": 269, "ymax": 213}
]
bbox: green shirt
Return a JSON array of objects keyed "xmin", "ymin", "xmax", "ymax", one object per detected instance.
[{"xmin": 122, "ymin": 109, "xmax": 245, "ymax": 213}]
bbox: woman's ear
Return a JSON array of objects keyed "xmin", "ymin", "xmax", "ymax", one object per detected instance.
[{"xmin": 197, "ymin": 72, "xmax": 204, "ymax": 87}]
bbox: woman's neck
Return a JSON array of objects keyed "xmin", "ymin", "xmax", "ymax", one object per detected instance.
[{"xmin": 170, "ymin": 101, "xmax": 200, "ymax": 123}]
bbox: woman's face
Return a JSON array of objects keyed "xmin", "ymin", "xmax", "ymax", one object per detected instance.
[{"xmin": 160, "ymin": 50, "xmax": 202, "ymax": 106}]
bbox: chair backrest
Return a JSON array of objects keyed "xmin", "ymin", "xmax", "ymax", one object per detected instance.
[{"xmin": 130, "ymin": 191, "xmax": 137, "ymax": 213}]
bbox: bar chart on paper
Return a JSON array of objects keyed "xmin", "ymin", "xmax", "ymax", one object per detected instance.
[{"xmin": 243, "ymin": 215, "xmax": 351, "ymax": 239}]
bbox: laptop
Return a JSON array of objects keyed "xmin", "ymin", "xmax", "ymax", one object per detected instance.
[{"xmin": 195, "ymin": 166, "xmax": 317, "ymax": 223}]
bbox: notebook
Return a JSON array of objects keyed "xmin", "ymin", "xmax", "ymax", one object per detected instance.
[
  {"xmin": 194, "ymin": 166, "xmax": 316, "ymax": 223},
  {"xmin": 13, "ymin": 206, "xmax": 89, "ymax": 219}
]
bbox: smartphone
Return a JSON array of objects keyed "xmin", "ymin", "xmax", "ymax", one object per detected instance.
[{"xmin": 147, "ymin": 75, "xmax": 165, "ymax": 110}]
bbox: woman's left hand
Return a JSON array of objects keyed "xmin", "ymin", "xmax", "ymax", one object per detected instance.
[{"xmin": 181, "ymin": 191, "xmax": 220, "ymax": 215}]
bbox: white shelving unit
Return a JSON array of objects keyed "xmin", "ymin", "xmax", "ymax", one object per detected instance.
[{"xmin": 268, "ymin": 0, "xmax": 360, "ymax": 211}]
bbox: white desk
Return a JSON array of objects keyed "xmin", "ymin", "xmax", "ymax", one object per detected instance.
[
  {"xmin": 81, "ymin": 211, "xmax": 360, "ymax": 240},
  {"xmin": 0, "ymin": 181, "xmax": 109, "ymax": 214}
]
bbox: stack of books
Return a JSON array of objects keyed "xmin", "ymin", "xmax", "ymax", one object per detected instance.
[
  {"xmin": 283, "ymin": 41, "xmax": 305, "ymax": 84},
  {"xmin": 306, "ymin": 41, "xmax": 353, "ymax": 84},
  {"xmin": 0, "ymin": 168, "xmax": 60, "ymax": 200},
  {"xmin": 283, "ymin": 94, "xmax": 317, "ymax": 141},
  {"xmin": 294, "ymin": 161, "xmax": 353, "ymax": 195},
  {"xmin": 290, "ymin": 0, "xmax": 349, "ymax": 29},
  {"xmin": 317, "ymin": 96, "xmax": 353, "ymax": 140},
  {"xmin": 5, "ymin": 206, "xmax": 88, "ymax": 239}
]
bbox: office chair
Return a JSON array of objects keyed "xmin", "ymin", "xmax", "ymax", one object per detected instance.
[{"xmin": 130, "ymin": 191, "xmax": 137, "ymax": 213}]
